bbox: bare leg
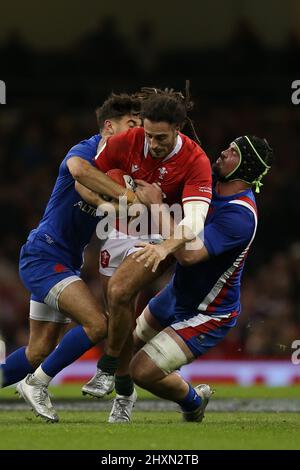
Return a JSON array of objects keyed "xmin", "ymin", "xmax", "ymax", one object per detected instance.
[
  {"xmin": 1, "ymin": 319, "xmax": 67, "ymax": 387},
  {"xmin": 106, "ymin": 255, "xmax": 170, "ymax": 357},
  {"xmin": 58, "ymin": 280, "xmax": 107, "ymax": 343},
  {"xmin": 130, "ymin": 327, "xmax": 194, "ymax": 401},
  {"xmin": 99, "ymin": 273, "xmax": 110, "ymax": 313},
  {"xmin": 82, "ymin": 259, "xmax": 171, "ymax": 403},
  {"xmin": 26, "ymin": 320, "xmax": 66, "ymax": 368},
  {"xmin": 130, "ymin": 351, "xmax": 188, "ymax": 400},
  {"xmin": 130, "ymin": 329, "xmax": 212, "ymax": 422},
  {"xmin": 133, "ymin": 305, "xmax": 164, "ymax": 352},
  {"xmin": 15, "ymin": 281, "xmax": 107, "ymax": 422},
  {"xmin": 101, "ymin": 273, "xmax": 136, "ymax": 377}
]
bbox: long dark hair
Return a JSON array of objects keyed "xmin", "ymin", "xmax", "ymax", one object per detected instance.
[{"xmin": 134, "ymin": 81, "xmax": 201, "ymax": 144}]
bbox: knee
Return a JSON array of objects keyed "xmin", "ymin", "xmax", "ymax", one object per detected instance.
[
  {"xmin": 27, "ymin": 326, "xmax": 64, "ymax": 367},
  {"xmin": 129, "ymin": 355, "xmax": 151, "ymax": 388},
  {"xmin": 84, "ymin": 314, "xmax": 107, "ymax": 343},
  {"xmin": 133, "ymin": 331, "xmax": 145, "ymax": 354},
  {"xmin": 108, "ymin": 279, "xmax": 133, "ymax": 308}
]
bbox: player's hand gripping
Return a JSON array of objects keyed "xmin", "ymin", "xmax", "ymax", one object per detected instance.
[
  {"xmin": 132, "ymin": 242, "xmax": 168, "ymax": 273},
  {"xmin": 134, "ymin": 180, "xmax": 164, "ymax": 207}
]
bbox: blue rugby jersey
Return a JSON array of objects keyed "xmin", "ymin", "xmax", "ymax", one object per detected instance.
[
  {"xmin": 173, "ymin": 186, "xmax": 257, "ymax": 317},
  {"xmin": 26, "ymin": 134, "xmax": 101, "ymax": 270}
]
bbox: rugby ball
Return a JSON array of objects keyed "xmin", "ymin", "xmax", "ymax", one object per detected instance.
[{"xmin": 102, "ymin": 169, "xmax": 136, "ymax": 201}]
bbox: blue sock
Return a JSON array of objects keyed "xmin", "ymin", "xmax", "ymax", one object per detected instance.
[
  {"xmin": 1, "ymin": 346, "xmax": 34, "ymax": 387},
  {"xmin": 177, "ymin": 383, "xmax": 202, "ymax": 412},
  {"xmin": 41, "ymin": 326, "xmax": 94, "ymax": 378}
]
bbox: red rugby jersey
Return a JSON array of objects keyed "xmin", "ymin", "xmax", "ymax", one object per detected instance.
[{"xmin": 94, "ymin": 128, "xmax": 212, "ymax": 207}]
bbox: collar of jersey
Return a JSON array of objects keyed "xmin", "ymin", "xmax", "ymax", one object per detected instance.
[
  {"xmin": 213, "ymin": 186, "xmax": 253, "ymax": 201},
  {"xmin": 144, "ymin": 134, "xmax": 183, "ymax": 162}
]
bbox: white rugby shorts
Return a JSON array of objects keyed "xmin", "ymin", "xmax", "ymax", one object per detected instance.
[{"xmin": 99, "ymin": 229, "xmax": 163, "ymax": 277}]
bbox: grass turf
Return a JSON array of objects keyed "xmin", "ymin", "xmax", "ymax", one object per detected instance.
[
  {"xmin": 1, "ymin": 384, "xmax": 300, "ymax": 450},
  {"xmin": 1, "ymin": 383, "xmax": 300, "ymax": 400},
  {"xmin": 0, "ymin": 411, "xmax": 299, "ymax": 450}
]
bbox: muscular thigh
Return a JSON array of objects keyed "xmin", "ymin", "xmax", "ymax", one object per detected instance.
[
  {"xmin": 58, "ymin": 280, "xmax": 105, "ymax": 325},
  {"xmin": 109, "ymin": 253, "xmax": 170, "ymax": 298},
  {"xmin": 131, "ymin": 327, "xmax": 194, "ymax": 382},
  {"xmin": 137, "ymin": 326, "xmax": 195, "ymax": 376},
  {"xmin": 131, "ymin": 349, "xmax": 165, "ymax": 382}
]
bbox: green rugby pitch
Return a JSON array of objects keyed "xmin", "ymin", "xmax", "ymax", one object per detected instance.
[{"xmin": 0, "ymin": 384, "xmax": 299, "ymax": 450}]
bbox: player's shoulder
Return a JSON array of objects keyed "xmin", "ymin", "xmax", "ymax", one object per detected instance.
[
  {"xmin": 210, "ymin": 191, "xmax": 257, "ymax": 244},
  {"xmin": 60, "ymin": 134, "xmax": 100, "ymax": 174},
  {"xmin": 73, "ymin": 134, "xmax": 100, "ymax": 149},
  {"xmin": 226, "ymin": 192, "xmax": 257, "ymax": 217},
  {"xmin": 66, "ymin": 134, "xmax": 101, "ymax": 158},
  {"xmin": 217, "ymin": 192, "xmax": 258, "ymax": 238}
]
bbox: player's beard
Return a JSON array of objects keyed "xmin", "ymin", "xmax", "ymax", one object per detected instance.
[
  {"xmin": 149, "ymin": 147, "xmax": 166, "ymax": 159},
  {"xmin": 212, "ymin": 162, "xmax": 227, "ymax": 182}
]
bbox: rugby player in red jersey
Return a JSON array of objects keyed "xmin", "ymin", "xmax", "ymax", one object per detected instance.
[{"xmin": 82, "ymin": 89, "xmax": 212, "ymax": 423}]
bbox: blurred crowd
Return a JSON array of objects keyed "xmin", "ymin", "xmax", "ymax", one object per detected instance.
[
  {"xmin": 1, "ymin": 16, "xmax": 300, "ymax": 79},
  {"xmin": 1, "ymin": 16, "xmax": 300, "ymax": 358}
]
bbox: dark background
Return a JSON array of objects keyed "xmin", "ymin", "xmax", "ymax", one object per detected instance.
[{"xmin": 1, "ymin": 0, "xmax": 300, "ymax": 359}]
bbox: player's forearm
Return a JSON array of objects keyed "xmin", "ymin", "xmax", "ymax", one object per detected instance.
[
  {"xmin": 75, "ymin": 182, "xmax": 101, "ymax": 207},
  {"xmin": 75, "ymin": 181, "xmax": 121, "ymax": 215},
  {"xmin": 174, "ymin": 239, "xmax": 209, "ymax": 265},
  {"xmin": 160, "ymin": 229, "xmax": 208, "ymax": 266},
  {"xmin": 153, "ymin": 203, "xmax": 206, "ymax": 264},
  {"xmin": 68, "ymin": 157, "xmax": 136, "ymax": 203},
  {"xmin": 152, "ymin": 203, "xmax": 193, "ymax": 251},
  {"xmin": 152, "ymin": 203, "xmax": 176, "ymax": 238}
]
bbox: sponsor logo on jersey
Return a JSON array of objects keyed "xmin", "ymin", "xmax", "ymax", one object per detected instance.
[
  {"xmin": 45, "ymin": 234, "xmax": 55, "ymax": 245},
  {"xmin": 74, "ymin": 200, "xmax": 97, "ymax": 217},
  {"xmin": 198, "ymin": 186, "xmax": 212, "ymax": 194},
  {"xmin": 54, "ymin": 264, "xmax": 68, "ymax": 273}
]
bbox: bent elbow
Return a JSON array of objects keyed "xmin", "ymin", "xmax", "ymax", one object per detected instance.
[
  {"xmin": 177, "ymin": 253, "xmax": 197, "ymax": 266},
  {"xmin": 68, "ymin": 158, "xmax": 88, "ymax": 180}
]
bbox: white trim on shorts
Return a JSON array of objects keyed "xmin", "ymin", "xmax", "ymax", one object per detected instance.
[
  {"xmin": 30, "ymin": 300, "xmax": 71, "ymax": 324},
  {"xmin": 44, "ymin": 275, "xmax": 81, "ymax": 311}
]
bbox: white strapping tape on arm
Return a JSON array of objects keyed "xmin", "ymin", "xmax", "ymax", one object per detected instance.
[{"xmin": 178, "ymin": 200, "xmax": 209, "ymax": 240}]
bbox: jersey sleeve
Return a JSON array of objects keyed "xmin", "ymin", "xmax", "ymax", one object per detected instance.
[
  {"xmin": 182, "ymin": 153, "xmax": 212, "ymax": 206},
  {"xmin": 204, "ymin": 204, "xmax": 257, "ymax": 257},
  {"xmin": 93, "ymin": 130, "xmax": 132, "ymax": 173}
]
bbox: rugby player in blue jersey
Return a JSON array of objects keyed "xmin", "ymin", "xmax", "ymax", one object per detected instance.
[
  {"xmin": 129, "ymin": 135, "xmax": 273, "ymax": 422},
  {"xmin": 0, "ymin": 93, "xmax": 141, "ymax": 421}
]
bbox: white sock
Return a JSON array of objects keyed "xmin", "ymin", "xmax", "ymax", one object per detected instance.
[{"xmin": 33, "ymin": 366, "xmax": 52, "ymax": 386}]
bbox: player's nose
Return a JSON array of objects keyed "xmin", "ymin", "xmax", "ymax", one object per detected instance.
[{"xmin": 150, "ymin": 142, "xmax": 159, "ymax": 151}]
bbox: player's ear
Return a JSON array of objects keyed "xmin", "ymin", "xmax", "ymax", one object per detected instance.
[{"xmin": 103, "ymin": 120, "xmax": 114, "ymax": 136}]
